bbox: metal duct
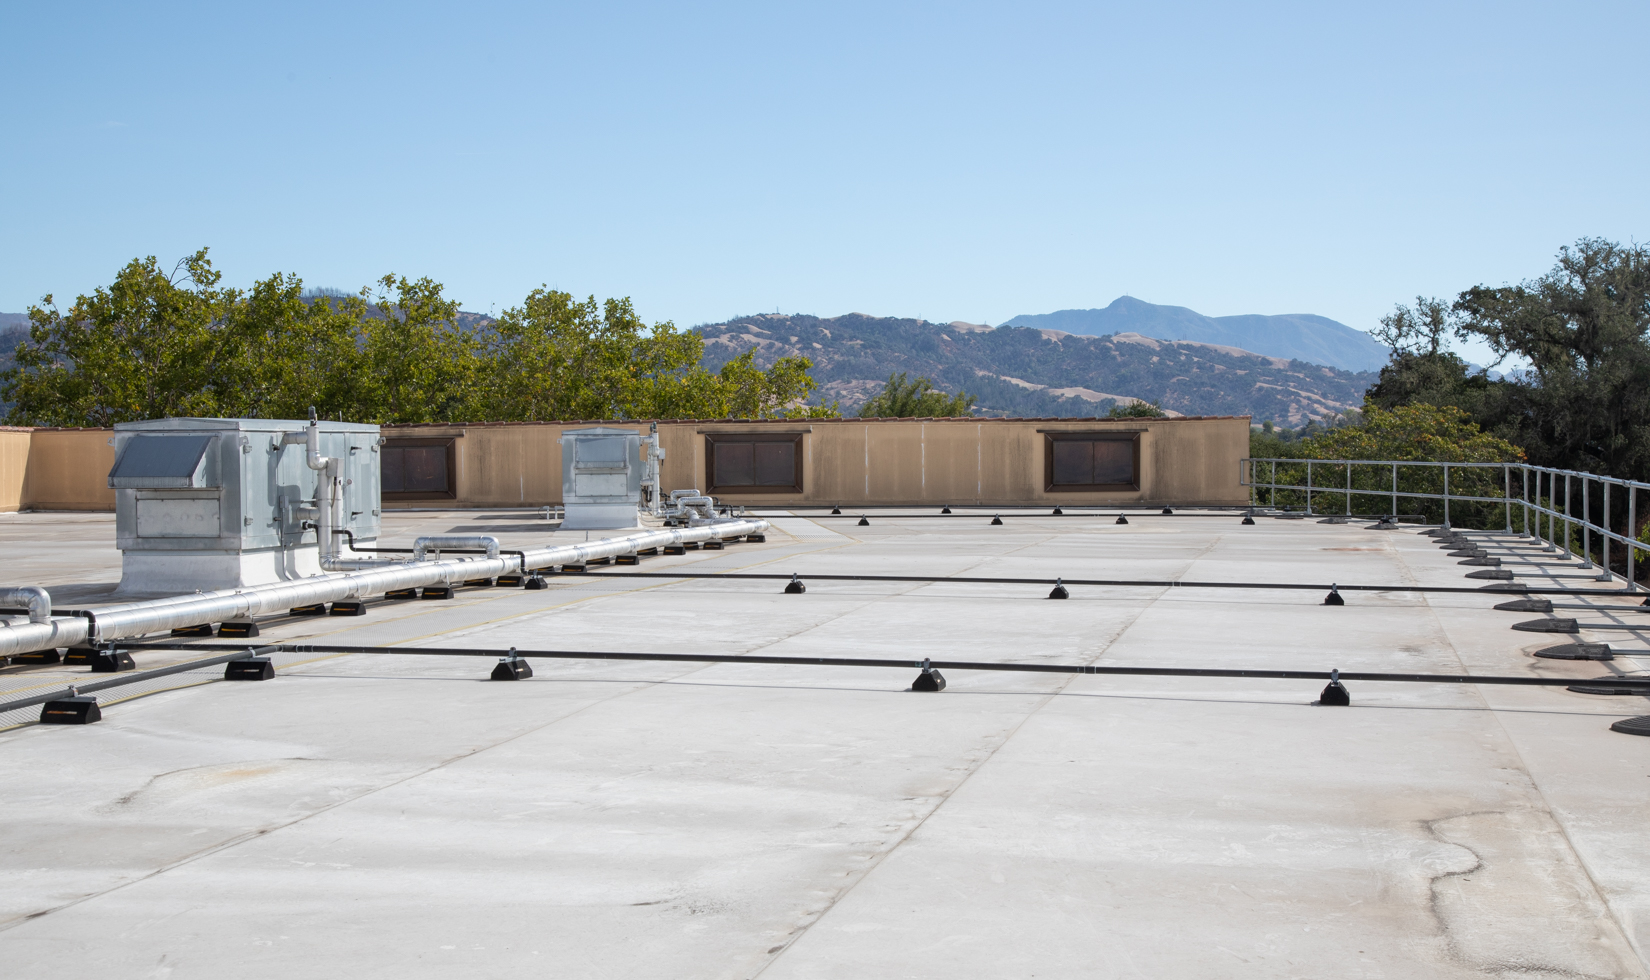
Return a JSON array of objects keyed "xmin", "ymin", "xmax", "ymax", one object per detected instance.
[
  {"xmin": 0, "ymin": 617, "xmax": 90, "ymax": 657},
  {"xmin": 81, "ymin": 518, "xmax": 769, "ymax": 647},
  {"xmin": 0, "ymin": 586, "xmax": 53, "ymax": 625},
  {"xmin": 413, "ymin": 536, "xmax": 502, "ymax": 562}
]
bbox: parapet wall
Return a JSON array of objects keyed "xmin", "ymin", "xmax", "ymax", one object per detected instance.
[
  {"xmin": 376, "ymin": 416, "xmax": 1250, "ymax": 509},
  {"xmin": 0, "ymin": 428, "xmax": 116, "ymax": 512},
  {"xmin": 0, "ymin": 415, "xmax": 1250, "ymax": 512}
]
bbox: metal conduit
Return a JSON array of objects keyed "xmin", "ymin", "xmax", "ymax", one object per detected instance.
[
  {"xmin": 580, "ymin": 570, "xmax": 1638, "ymax": 598},
  {"xmin": 0, "ymin": 519, "xmax": 767, "ymax": 656},
  {"xmin": 109, "ymin": 641, "xmax": 1650, "ymax": 693},
  {"xmin": 0, "ymin": 645, "xmax": 276, "ymax": 715}
]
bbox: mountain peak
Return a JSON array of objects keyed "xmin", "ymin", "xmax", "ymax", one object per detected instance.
[{"xmin": 1000, "ymin": 297, "xmax": 1387, "ymax": 372}]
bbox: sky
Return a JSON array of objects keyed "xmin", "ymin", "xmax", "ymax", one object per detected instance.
[{"xmin": 3, "ymin": 1, "xmax": 1646, "ymax": 368}]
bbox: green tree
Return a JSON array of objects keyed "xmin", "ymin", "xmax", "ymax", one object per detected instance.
[
  {"xmin": 478, "ymin": 287, "xmax": 832, "ymax": 420},
  {"xmin": 1299, "ymin": 404, "xmax": 1523, "ymax": 464},
  {"xmin": 3, "ymin": 253, "xmax": 839, "ymax": 427},
  {"xmin": 1106, "ymin": 400, "xmax": 1165, "ymax": 418},
  {"xmin": 221, "ymin": 274, "xmax": 367, "ymax": 420},
  {"xmin": 3, "ymin": 250, "xmax": 239, "ymax": 425},
  {"xmin": 1254, "ymin": 405, "xmax": 1524, "ymax": 525},
  {"xmin": 857, "ymin": 372, "xmax": 975, "ymax": 417},
  {"xmin": 355, "ymin": 274, "xmax": 477, "ymax": 423},
  {"xmin": 1453, "ymin": 237, "xmax": 1650, "ymax": 478}
]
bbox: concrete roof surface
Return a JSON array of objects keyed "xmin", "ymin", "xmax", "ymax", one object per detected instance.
[{"xmin": 0, "ymin": 509, "xmax": 1646, "ymax": 978}]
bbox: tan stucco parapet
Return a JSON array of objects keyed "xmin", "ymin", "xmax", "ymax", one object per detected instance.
[{"xmin": 0, "ymin": 415, "xmax": 1251, "ymax": 512}]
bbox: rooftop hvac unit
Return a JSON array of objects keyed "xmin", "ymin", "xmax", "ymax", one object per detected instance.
[
  {"xmin": 560, "ymin": 426, "xmax": 644, "ymax": 531},
  {"xmin": 109, "ymin": 417, "xmax": 382, "ymax": 593}
]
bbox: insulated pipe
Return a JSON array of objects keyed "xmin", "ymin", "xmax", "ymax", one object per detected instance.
[
  {"xmin": 0, "ymin": 586, "xmax": 53, "ymax": 624},
  {"xmin": 0, "ymin": 617, "xmax": 89, "ymax": 657},
  {"xmin": 413, "ymin": 536, "xmax": 502, "ymax": 562},
  {"xmin": 79, "ymin": 518, "xmax": 768, "ymax": 646},
  {"xmin": 303, "ymin": 408, "xmax": 340, "ymax": 562}
]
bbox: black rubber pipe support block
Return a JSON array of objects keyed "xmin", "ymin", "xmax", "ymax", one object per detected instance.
[
  {"xmin": 1567, "ymin": 676, "xmax": 1650, "ymax": 696},
  {"xmin": 524, "ymin": 576, "xmax": 550, "ymax": 590},
  {"xmin": 90, "ymin": 650, "xmax": 136, "ymax": 673},
  {"xmin": 1495, "ymin": 598, "xmax": 1553, "ymax": 612},
  {"xmin": 940, "ymin": 506, "xmax": 951, "ymax": 514},
  {"xmin": 1115, "ymin": 515, "xmax": 1129, "ymax": 525},
  {"xmin": 911, "ymin": 669, "xmax": 947, "ymax": 692},
  {"xmin": 1610, "ymin": 715, "xmax": 1650, "ymax": 736},
  {"xmin": 1467, "ymin": 569, "xmax": 1516, "ymax": 580},
  {"xmin": 1317, "ymin": 679, "xmax": 1351, "ymax": 706},
  {"xmin": 1241, "ymin": 515, "xmax": 1255, "ymax": 525},
  {"xmin": 1324, "ymin": 587, "xmax": 1345, "ymax": 606},
  {"xmin": 831, "ymin": 506, "xmax": 842, "ymax": 515},
  {"xmin": 1052, "ymin": 507, "xmax": 1063, "ymax": 515},
  {"xmin": 224, "ymin": 658, "xmax": 275, "ymax": 681},
  {"xmin": 330, "ymin": 601, "xmax": 367, "ymax": 616},
  {"xmin": 39, "ymin": 696, "xmax": 100, "ymax": 725},
  {"xmin": 1535, "ymin": 643, "xmax": 1612, "ymax": 660},
  {"xmin": 783, "ymin": 575, "xmax": 806, "ymax": 594},
  {"xmin": 1162, "ymin": 507, "xmax": 1174, "ymax": 515},
  {"xmin": 857, "ymin": 516, "xmax": 870, "ymax": 526},
  {"xmin": 990, "ymin": 515, "xmax": 1003, "ymax": 525},
  {"xmin": 491, "ymin": 658, "xmax": 533, "ymax": 680},
  {"xmin": 1512, "ymin": 618, "xmax": 1579, "ymax": 633},
  {"xmin": 291, "ymin": 603, "xmax": 328, "ymax": 616}
]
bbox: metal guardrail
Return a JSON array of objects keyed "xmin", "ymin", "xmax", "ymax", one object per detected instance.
[{"xmin": 1242, "ymin": 458, "xmax": 1647, "ymax": 590}]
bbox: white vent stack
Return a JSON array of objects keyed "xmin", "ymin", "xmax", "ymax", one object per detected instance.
[{"xmin": 109, "ymin": 415, "xmax": 382, "ymax": 593}]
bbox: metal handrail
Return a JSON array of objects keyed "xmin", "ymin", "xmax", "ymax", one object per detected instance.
[{"xmin": 1241, "ymin": 457, "xmax": 1646, "ymax": 591}]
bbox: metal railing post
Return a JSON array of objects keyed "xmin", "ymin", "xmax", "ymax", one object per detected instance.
[
  {"xmin": 1392, "ymin": 462, "xmax": 1399, "ymax": 519},
  {"xmin": 1503, "ymin": 464, "xmax": 1511, "ymax": 532},
  {"xmin": 1270, "ymin": 460, "xmax": 1276, "ymax": 509},
  {"xmin": 1306, "ymin": 460, "xmax": 1313, "ymax": 515},
  {"xmin": 1630, "ymin": 484, "xmax": 1638, "ymax": 591},
  {"xmin": 1602, "ymin": 482, "xmax": 1611, "ymax": 582},
  {"xmin": 1522, "ymin": 467, "xmax": 1529, "ymax": 536},
  {"xmin": 1581, "ymin": 474, "xmax": 1593, "ymax": 569},
  {"xmin": 1443, "ymin": 464, "xmax": 1451, "ymax": 528},
  {"xmin": 1563, "ymin": 473, "xmax": 1572, "ymax": 556},
  {"xmin": 1345, "ymin": 462, "xmax": 1352, "ymax": 516}
]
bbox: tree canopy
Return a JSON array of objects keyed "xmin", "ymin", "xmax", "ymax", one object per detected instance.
[
  {"xmin": 856, "ymin": 372, "xmax": 975, "ymax": 418},
  {"xmin": 1361, "ymin": 238, "xmax": 1650, "ymax": 480},
  {"xmin": 2, "ymin": 251, "xmax": 835, "ymax": 426}
]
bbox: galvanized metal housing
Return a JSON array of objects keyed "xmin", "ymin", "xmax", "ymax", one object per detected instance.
[{"xmin": 110, "ymin": 418, "xmax": 383, "ymax": 592}]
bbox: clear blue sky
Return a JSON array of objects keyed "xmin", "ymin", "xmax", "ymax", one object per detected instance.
[{"xmin": 3, "ymin": 2, "xmax": 1644, "ymax": 366}]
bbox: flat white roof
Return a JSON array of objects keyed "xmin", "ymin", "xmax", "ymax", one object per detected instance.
[{"xmin": 1, "ymin": 509, "xmax": 1646, "ymax": 976}]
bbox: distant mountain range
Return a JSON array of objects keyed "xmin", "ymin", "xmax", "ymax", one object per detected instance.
[
  {"xmin": 695, "ymin": 313, "xmax": 1377, "ymax": 422},
  {"xmin": 1000, "ymin": 296, "xmax": 1389, "ymax": 372},
  {"xmin": 1, "ymin": 299, "xmax": 1389, "ymax": 423}
]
